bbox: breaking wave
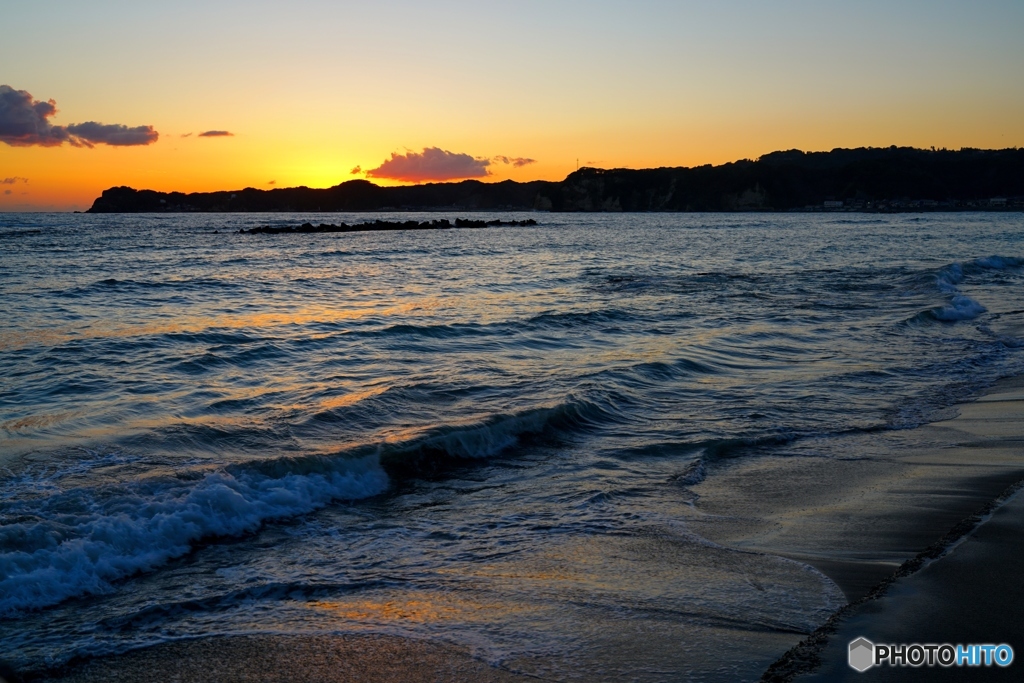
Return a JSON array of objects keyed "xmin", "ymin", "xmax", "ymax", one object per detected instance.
[
  {"xmin": 0, "ymin": 454, "xmax": 388, "ymax": 616},
  {"xmin": 0, "ymin": 398, "xmax": 615, "ymax": 616},
  {"xmin": 922, "ymin": 255, "xmax": 1021, "ymax": 322}
]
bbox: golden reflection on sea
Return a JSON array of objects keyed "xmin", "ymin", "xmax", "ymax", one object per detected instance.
[{"xmin": 0, "ymin": 300, "xmax": 437, "ymax": 352}]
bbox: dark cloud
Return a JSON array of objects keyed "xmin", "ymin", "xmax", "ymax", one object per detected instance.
[
  {"xmin": 0, "ymin": 85, "xmax": 69, "ymax": 146},
  {"xmin": 198, "ymin": 130, "xmax": 233, "ymax": 137},
  {"xmin": 2, "ymin": 177, "xmax": 28, "ymax": 184},
  {"xmin": 0, "ymin": 85, "xmax": 158, "ymax": 147},
  {"xmin": 493, "ymin": 155, "xmax": 537, "ymax": 168},
  {"xmin": 181, "ymin": 132, "xmax": 193, "ymax": 138},
  {"xmin": 350, "ymin": 165, "xmax": 362, "ymax": 175},
  {"xmin": 66, "ymin": 122, "xmax": 158, "ymax": 147},
  {"xmin": 267, "ymin": 180, "xmax": 276, "ymax": 185},
  {"xmin": 3, "ymin": 190, "xmax": 10, "ymax": 195},
  {"xmin": 367, "ymin": 147, "xmax": 491, "ymax": 182}
]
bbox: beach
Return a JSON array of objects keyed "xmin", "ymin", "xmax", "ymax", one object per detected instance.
[
  {"xmin": 28, "ymin": 635, "xmax": 526, "ymax": 683},
  {"xmin": 779, "ymin": 375, "xmax": 1024, "ymax": 681},
  {"xmin": 28, "ymin": 381, "xmax": 1024, "ymax": 682},
  {"xmin": 5, "ymin": 0, "xmax": 1023, "ymax": 679},
  {"xmin": 2, "ymin": 212, "xmax": 1022, "ymax": 682}
]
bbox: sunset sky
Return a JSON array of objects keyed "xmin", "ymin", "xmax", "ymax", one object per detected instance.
[{"xmin": 2, "ymin": 0, "xmax": 1022, "ymax": 210}]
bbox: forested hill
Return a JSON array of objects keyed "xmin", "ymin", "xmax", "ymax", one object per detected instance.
[{"xmin": 87, "ymin": 147, "xmax": 1024, "ymax": 213}]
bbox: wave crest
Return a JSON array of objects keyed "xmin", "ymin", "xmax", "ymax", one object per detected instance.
[
  {"xmin": 923, "ymin": 255, "xmax": 1021, "ymax": 322},
  {"xmin": 0, "ymin": 454, "xmax": 387, "ymax": 616}
]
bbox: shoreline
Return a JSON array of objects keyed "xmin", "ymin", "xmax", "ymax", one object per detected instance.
[
  {"xmin": 73, "ymin": 208, "xmax": 1024, "ymax": 215},
  {"xmin": 760, "ymin": 375, "xmax": 1024, "ymax": 681},
  {"xmin": 23, "ymin": 634, "xmax": 528, "ymax": 683},
  {"xmin": 10, "ymin": 377, "xmax": 1024, "ymax": 683},
  {"xmin": 763, "ymin": 481, "xmax": 1024, "ymax": 681},
  {"xmin": 6, "ymin": 208, "xmax": 1023, "ymax": 217},
  {"xmin": 786, "ymin": 486, "xmax": 1024, "ymax": 681}
]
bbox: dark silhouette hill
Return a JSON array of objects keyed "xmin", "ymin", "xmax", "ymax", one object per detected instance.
[{"xmin": 87, "ymin": 147, "xmax": 1024, "ymax": 213}]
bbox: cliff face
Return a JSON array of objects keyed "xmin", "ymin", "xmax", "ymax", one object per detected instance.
[
  {"xmin": 87, "ymin": 147, "xmax": 1024, "ymax": 213},
  {"xmin": 537, "ymin": 147, "xmax": 1024, "ymax": 211}
]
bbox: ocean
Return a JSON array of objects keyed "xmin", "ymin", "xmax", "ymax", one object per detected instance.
[{"xmin": 1, "ymin": 212, "xmax": 1022, "ymax": 681}]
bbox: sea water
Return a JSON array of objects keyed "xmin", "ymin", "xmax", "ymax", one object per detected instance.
[{"xmin": 1, "ymin": 212, "xmax": 1022, "ymax": 680}]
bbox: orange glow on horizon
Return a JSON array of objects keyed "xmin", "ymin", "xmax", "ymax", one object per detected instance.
[
  {"xmin": 3, "ymin": 3, "xmax": 1022, "ymax": 211},
  {"xmin": 5, "ymin": 110, "xmax": 1023, "ymax": 212}
]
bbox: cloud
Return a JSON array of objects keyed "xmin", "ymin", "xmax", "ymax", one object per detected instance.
[
  {"xmin": 66, "ymin": 122, "xmax": 158, "ymax": 147},
  {"xmin": 2, "ymin": 177, "xmax": 28, "ymax": 184},
  {"xmin": 198, "ymin": 130, "xmax": 233, "ymax": 137},
  {"xmin": 493, "ymin": 155, "xmax": 537, "ymax": 168},
  {"xmin": 0, "ymin": 85, "xmax": 158, "ymax": 147},
  {"xmin": 3, "ymin": 190, "xmax": 10, "ymax": 195},
  {"xmin": 267, "ymin": 180, "xmax": 276, "ymax": 185},
  {"xmin": 350, "ymin": 165, "xmax": 362, "ymax": 175},
  {"xmin": 366, "ymin": 147, "xmax": 491, "ymax": 182},
  {"xmin": 181, "ymin": 132, "xmax": 193, "ymax": 138},
  {"xmin": 0, "ymin": 85, "xmax": 68, "ymax": 146}
]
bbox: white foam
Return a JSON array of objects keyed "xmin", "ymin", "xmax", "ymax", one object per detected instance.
[
  {"xmin": 932, "ymin": 295, "xmax": 987, "ymax": 321},
  {"xmin": 935, "ymin": 262, "xmax": 964, "ymax": 293},
  {"xmin": 927, "ymin": 255, "xmax": 1023, "ymax": 321},
  {"xmin": 0, "ymin": 455, "xmax": 388, "ymax": 616}
]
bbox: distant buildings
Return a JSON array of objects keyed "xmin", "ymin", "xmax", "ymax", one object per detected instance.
[{"xmin": 803, "ymin": 196, "xmax": 1022, "ymax": 213}]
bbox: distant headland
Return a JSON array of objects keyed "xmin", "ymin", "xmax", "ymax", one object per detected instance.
[{"xmin": 87, "ymin": 147, "xmax": 1024, "ymax": 213}]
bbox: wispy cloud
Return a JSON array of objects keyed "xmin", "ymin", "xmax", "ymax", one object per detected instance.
[
  {"xmin": 367, "ymin": 147, "xmax": 491, "ymax": 182},
  {"xmin": 1, "ymin": 177, "xmax": 28, "ymax": 184},
  {"xmin": 0, "ymin": 85, "xmax": 158, "ymax": 147},
  {"xmin": 181, "ymin": 132, "xmax": 193, "ymax": 138},
  {"xmin": 493, "ymin": 155, "xmax": 537, "ymax": 168},
  {"xmin": 350, "ymin": 165, "xmax": 362, "ymax": 175},
  {"xmin": 267, "ymin": 180, "xmax": 276, "ymax": 185},
  {"xmin": 198, "ymin": 130, "xmax": 233, "ymax": 137}
]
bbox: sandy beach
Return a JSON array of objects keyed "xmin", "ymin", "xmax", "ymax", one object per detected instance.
[
  {"xmin": 791, "ymin": 488, "xmax": 1024, "ymax": 681},
  {"xmin": 5, "ymin": 0, "xmax": 1024, "ymax": 677},
  {"xmin": 22, "ymin": 634, "xmax": 527, "ymax": 683},
  {"xmin": 12, "ymin": 376, "xmax": 1020, "ymax": 682},
  {"xmin": 761, "ymin": 375, "xmax": 1024, "ymax": 681}
]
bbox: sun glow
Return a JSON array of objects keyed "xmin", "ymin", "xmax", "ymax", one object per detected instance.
[{"xmin": 2, "ymin": 2, "xmax": 1022, "ymax": 210}]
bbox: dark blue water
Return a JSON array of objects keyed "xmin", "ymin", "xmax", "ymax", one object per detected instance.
[{"xmin": 1, "ymin": 212, "xmax": 1022, "ymax": 680}]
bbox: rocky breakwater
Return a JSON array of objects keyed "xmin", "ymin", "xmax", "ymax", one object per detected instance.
[{"xmin": 239, "ymin": 218, "xmax": 538, "ymax": 235}]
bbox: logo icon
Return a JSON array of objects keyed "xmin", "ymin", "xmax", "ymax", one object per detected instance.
[{"xmin": 849, "ymin": 637, "xmax": 875, "ymax": 672}]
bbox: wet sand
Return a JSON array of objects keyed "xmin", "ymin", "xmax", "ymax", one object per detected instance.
[
  {"xmin": 17, "ymin": 378, "xmax": 1024, "ymax": 683},
  {"xmin": 757, "ymin": 375, "xmax": 1024, "ymax": 681},
  {"xmin": 791, "ymin": 489, "xmax": 1024, "ymax": 681},
  {"xmin": 686, "ymin": 376, "xmax": 1024, "ymax": 603},
  {"xmin": 26, "ymin": 634, "xmax": 528, "ymax": 683}
]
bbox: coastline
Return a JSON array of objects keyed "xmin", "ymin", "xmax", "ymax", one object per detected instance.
[
  {"xmin": 788, "ymin": 486, "xmax": 1024, "ymax": 681},
  {"xmin": 15, "ymin": 376, "xmax": 1022, "ymax": 682},
  {"xmin": 82, "ymin": 147, "xmax": 1024, "ymax": 214},
  {"xmin": 26, "ymin": 634, "xmax": 528, "ymax": 683},
  {"xmin": 760, "ymin": 375, "xmax": 1024, "ymax": 681}
]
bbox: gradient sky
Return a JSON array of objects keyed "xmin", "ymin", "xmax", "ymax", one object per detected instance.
[{"xmin": 2, "ymin": 0, "xmax": 1023, "ymax": 210}]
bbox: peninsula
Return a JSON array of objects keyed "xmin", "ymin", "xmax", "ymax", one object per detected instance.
[{"xmin": 87, "ymin": 147, "xmax": 1024, "ymax": 213}]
